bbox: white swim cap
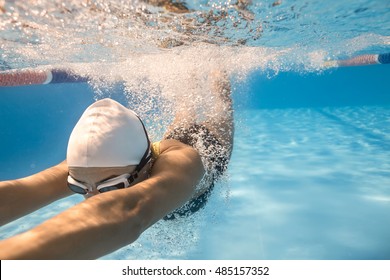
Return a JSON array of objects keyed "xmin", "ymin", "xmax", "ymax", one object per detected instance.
[{"xmin": 67, "ymin": 98, "xmax": 149, "ymax": 168}]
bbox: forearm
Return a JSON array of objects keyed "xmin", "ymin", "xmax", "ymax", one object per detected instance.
[
  {"xmin": 0, "ymin": 161, "xmax": 72, "ymax": 226},
  {"xmin": 0, "ymin": 189, "xmax": 144, "ymax": 259}
]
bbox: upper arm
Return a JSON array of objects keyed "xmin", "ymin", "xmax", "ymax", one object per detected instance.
[
  {"xmin": 152, "ymin": 139, "xmax": 204, "ymax": 188},
  {"xmin": 134, "ymin": 139, "xmax": 205, "ymax": 228}
]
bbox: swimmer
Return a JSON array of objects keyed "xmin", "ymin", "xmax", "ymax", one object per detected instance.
[{"xmin": 0, "ymin": 70, "xmax": 234, "ymax": 259}]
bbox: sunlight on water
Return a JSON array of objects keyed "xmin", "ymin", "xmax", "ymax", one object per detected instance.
[{"xmin": 1, "ymin": 0, "xmax": 389, "ymax": 68}]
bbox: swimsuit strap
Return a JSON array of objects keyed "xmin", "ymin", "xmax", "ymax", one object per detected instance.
[{"xmin": 151, "ymin": 141, "xmax": 161, "ymax": 159}]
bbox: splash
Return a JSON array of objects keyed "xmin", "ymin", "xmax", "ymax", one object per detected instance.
[
  {"xmin": 1, "ymin": 0, "xmax": 388, "ymax": 73},
  {"xmin": 1, "ymin": 0, "xmax": 285, "ymax": 131}
]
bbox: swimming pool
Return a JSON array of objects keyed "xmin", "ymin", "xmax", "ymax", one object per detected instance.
[{"xmin": 1, "ymin": 0, "xmax": 389, "ymax": 260}]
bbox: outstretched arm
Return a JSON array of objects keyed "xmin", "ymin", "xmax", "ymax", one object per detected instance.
[
  {"xmin": 0, "ymin": 140, "xmax": 204, "ymax": 259},
  {"xmin": 0, "ymin": 161, "xmax": 72, "ymax": 226}
]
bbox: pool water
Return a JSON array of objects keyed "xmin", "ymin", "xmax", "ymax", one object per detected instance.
[{"xmin": 0, "ymin": 0, "xmax": 390, "ymax": 259}]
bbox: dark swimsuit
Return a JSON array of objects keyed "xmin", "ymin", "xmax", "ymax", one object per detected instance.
[{"xmin": 163, "ymin": 124, "xmax": 230, "ymax": 220}]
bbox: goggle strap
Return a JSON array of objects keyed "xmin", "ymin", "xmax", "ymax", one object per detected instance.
[{"xmin": 134, "ymin": 113, "xmax": 152, "ymax": 174}]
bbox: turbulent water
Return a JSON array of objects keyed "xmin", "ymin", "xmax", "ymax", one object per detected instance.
[
  {"xmin": 1, "ymin": 0, "xmax": 389, "ymax": 70},
  {"xmin": 1, "ymin": 0, "xmax": 389, "ymax": 130}
]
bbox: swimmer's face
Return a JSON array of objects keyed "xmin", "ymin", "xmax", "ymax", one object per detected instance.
[{"xmin": 69, "ymin": 164, "xmax": 150, "ymax": 198}]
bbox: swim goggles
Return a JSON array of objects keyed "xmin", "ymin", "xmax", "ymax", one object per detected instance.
[
  {"xmin": 67, "ymin": 173, "xmax": 136, "ymax": 194},
  {"xmin": 67, "ymin": 145, "xmax": 152, "ymax": 194},
  {"xmin": 67, "ymin": 113, "xmax": 152, "ymax": 194}
]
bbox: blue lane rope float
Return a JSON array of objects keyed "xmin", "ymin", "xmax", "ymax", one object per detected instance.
[
  {"xmin": 378, "ymin": 53, "xmax": 390, "ymax": 64},
  {"xmin": 50, "ymin": 69, "xmax": 90, "ymax": 83}
]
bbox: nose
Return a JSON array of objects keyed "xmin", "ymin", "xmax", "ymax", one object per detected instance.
[{"xmin": 84, "ymin": 188, "xmax": 99, "ymax": 199}]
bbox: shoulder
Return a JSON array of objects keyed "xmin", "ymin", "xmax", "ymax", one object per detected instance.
[
  {"xmin": 159, "ymin": 139, "xmax": 198, "ymax": 155},
  {"xmin": 151, "ymin": 139, "xmax": 202, "ymax": 168},
  {"xmin": 150, "ymin": 139, "xmax": 204, "ymax": 178}
]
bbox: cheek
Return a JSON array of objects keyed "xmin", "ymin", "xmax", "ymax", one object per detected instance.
[
  {"xmin": 139, "ymin": 170, "xmax": 150, "ymax": 181},
  {"xmin": 132, "ymin": 168, "xmax": 151, "ymax": 186}
]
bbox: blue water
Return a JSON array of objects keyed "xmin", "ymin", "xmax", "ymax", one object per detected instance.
[{"xmin": 1, "ymin": 0, "xmax": 390, "ymax": 259}]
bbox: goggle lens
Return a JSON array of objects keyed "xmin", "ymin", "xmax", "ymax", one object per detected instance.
[
  {"xmin": 97, "ymin": 182, "xmax": 126, "ymax": 193},
  {"xmin": 67, "ymin": 174, "xmax": 133, "ymax": 195},
  {"xmin": 67, "ymin": 183, "xmax": 88, "ymax": 194}
]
